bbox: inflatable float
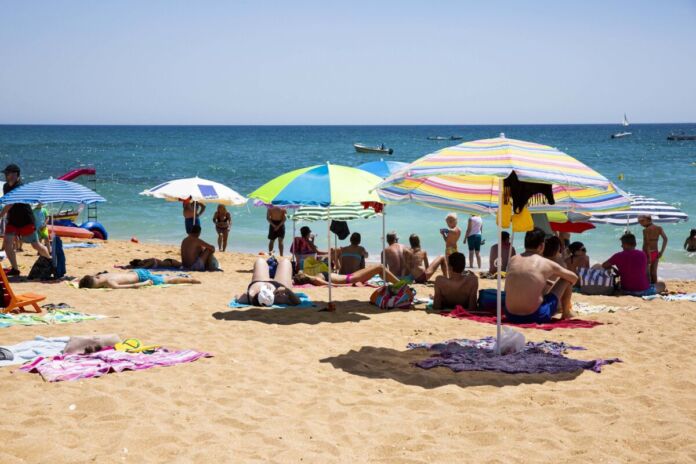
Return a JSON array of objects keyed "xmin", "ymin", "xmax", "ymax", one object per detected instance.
[{"xmin": 48, "ymin": 225, "xmax": 95, "ymax": 239}]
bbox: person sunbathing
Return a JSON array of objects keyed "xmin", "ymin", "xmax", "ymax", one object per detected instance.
[
  {"xmin": 505, "ymin": 228, "xmax": 578, "ymax": 322},
  {"xmin": 293, "ymin": 264, "xmax": 400, "ymax": 286},
  {"xmin": 403, "ymin": 234, "xmax": 446, "ymax": 283},
  {"xmin": 78, "ymin": 269, "xmax": 200, "ymax": 289},
  {"xmin": 432, "ymin": 252, "xmax": 478, "ymax": 310},
  {"xmin": 127, "ymin": 258, "xmax": 182, "ymax": 269},
  {"xmin": 236, "ymin": 257, "xmax": 301, "ymax": 306}
]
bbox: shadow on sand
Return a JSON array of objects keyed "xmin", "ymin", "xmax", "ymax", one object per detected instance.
[
  {"xmin": 320, "ymin": 346, "xmax": 583, "ymax": 389},
  {"xmin": 212, "ymin": 299, "xmax": 412, "ymax": 325}
]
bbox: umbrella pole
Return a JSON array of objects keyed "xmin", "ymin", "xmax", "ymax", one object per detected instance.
[
  {"xmin": 327, "ymin": 206, "xmax": 335, "ymax": 311},
  {"xmin": 508, "ymin": 231, "xmax": 515, "ymax": 269},
  {"xmin": 496, "ymin": 178, "xmax": 503, "ymax": 356},
  {"xmin": 292, "ymin": 219, "xmax": 297, "ymax": 268},
  {"xmin": 382, "ymin": 207, "xmax": 386, "ymax": 284}
]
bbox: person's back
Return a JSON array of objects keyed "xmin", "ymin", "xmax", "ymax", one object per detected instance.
[
  {"xmin": 433, "ymin": 252, "xmax": 478, "ymax": 310},
  {"xmin": 603, "ymin": 233, "xmax": 651, "ymax": 294},
  {"xmin": 339, "ymin": 233, "xmax": 367, "ymax": 275},
  {"xmin": 488, "ymin": 231, "xmax": 515, "ymax": 273},
  {"xmin": 180, "ymin": 234, "xmax": 200, "ymax": 269},
  {"xmin": 382, "ymin": 232, "xmax": 405, "ymax": 276}
]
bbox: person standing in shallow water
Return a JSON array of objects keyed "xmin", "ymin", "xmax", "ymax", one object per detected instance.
[
  {"xmin": 464, "ymin": 214, "xmax": 483, "ymax": 269},
  {"xmin": 212, "ymin": 205, "xmax": 231, "ymax": 252},
  {"xmin": 266, "ymin": 206, "xmax": 286, "ymax": 256},
  {"xmin": 182, "ymin": 197, "xmax": 206, "ymax": 234},
  {"xmin": 638, "ymin": 215, "xmax": 668, "ymax": 284}
]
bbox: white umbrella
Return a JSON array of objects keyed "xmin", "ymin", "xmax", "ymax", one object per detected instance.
[{"xmin": 140, "ymin": 177, "xmax": 247, "ymax": 206}]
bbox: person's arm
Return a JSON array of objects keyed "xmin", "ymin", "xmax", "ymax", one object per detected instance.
[
  {"xmin": 266, "ymin": 209, "xmax": 272, "ymax": 224},
  {"xmin": 463, "ymin": 222, "xmax": 471, "ymax": 243},
  {"xmin": 659, "ymin": 228, "xmax": 668, "ymax": 258},
  {"xmin": 433, "ymin": 281, "xmax": 443, "ymax": 310},
  {"xmin": 0, "ymin": 204, "xmax": 11, "ymax": 219},
  {"xmin": 107, "ymin": 279, "xmax": 153, "ymax": 289},
  {"xmin": 197, "ymin": 203, "xmax": 206, "ymax": 216},
  {"xmin": 642, "ymin": 229, "xmax": 649, "ymax": 253},
  {"xmin": 553, "ymin": 262, "xmax": 578, "ymax": 285},
  {"xmin": 467, "ymin": 275, "xmax": 479, "ymax": 311},
  {"xmin": 423, "ymin": 252, "xmax": 429, "ymax": 270},
  {"xmin": 489, "ymin": 246, "xmax": 495, "ymax": 271},
  {"xmin": 199, "ymin": 239, "xmax": 216, "ymax": 252},
  {"xmin": 686, "ymin": 238, "xmax": 690, "ymax": 250},
  {"xmin": 361, "ymin": 247, "xmax": 369, "ymax": 258},
  {"xmin": 601, "ymin": 259, "xmax": 613, "ymax": 270}
]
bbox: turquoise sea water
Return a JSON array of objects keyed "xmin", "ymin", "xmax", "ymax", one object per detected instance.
[{"xmin": 1, "ymin": 124, "xmax": 694, "ymax": 279}]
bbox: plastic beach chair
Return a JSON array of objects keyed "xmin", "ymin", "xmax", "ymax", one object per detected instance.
[{"xmin": 0, "ymin": 266, "xmax": 46, "ymax": 314}]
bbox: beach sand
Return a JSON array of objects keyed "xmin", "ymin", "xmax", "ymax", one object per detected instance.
[{"xmin": 1, "ymin": 240, "xmax": 695, "ymax": 463}]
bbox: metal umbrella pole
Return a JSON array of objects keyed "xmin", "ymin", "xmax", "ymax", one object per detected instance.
[
  {"xmin": 326, "ymin": 205, "xmax": 335, "ymax": 311},
  {"xmin": 381, "ymin": 207, "xmax": 387, "ymax": 284},
  {"xmin": 496, "ymin": 178, "xmax": 504, "ymax": 355}
]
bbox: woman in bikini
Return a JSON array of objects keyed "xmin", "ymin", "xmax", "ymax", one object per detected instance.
[
  {"xmin": 565, "ymin": 241, "xmax": 590, "ymax": 276},
  {"xmin": 236, "ymin": 257, "xmax": 301, "ymax": 306},
  {"xmin": 212, "ymin": 205, "xmax": 232, "ymax": 252},
  {"xmin": 293, "ymin": 264, "xmax": 400, "ymax": 287}
]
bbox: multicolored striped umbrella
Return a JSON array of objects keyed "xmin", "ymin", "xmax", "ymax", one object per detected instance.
[
  {"xmin": 590, "ymin": 194, "xmax": 688, "ymax": 225},
  {"xmin": 377, "ymin": 136, "xmax": 629, "ymax": 214},
  {"xmin": 249, "ymin": 163, "xmax": 382, "ymax": 206}
]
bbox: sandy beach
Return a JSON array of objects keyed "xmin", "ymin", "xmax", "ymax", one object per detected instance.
[{"xmin": 0, "ymin": 239, "xmax": 693, "ymax": 463}]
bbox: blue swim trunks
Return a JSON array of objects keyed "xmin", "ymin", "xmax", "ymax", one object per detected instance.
[
  {"xmin": 622, "ymin": 284, "xmax": 656, "ymax": 297},
  {"xmin": 504, "ymin": 293, "xmax": 559, "ymax": 324},
  {"xmin": 185, "ymin": 217, "xmax": 201, "ymax": 234},
  {"xmin": 467, "ymin": 234, "xmax": 482, "ymax": 251},
  {"xmin": 132, "ymin": 268, "xmax": 166, "ymax": 286}
]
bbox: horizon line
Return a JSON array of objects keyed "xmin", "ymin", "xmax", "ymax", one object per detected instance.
[{"xmin": 1, "ymin": 122, "xmax": 695, "ymax": 127}]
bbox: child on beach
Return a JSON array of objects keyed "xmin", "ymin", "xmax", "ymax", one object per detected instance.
[
  {"xmin": 212, "ymin": 205, "xmax": 231, "ymax": 252},
  {"xmin": 440, "ymin": 213, "xmax": 461, "ymax": 257},
  {"xmin": 33, "ymin": 204, "xmax": 50, "ymax": 250}
]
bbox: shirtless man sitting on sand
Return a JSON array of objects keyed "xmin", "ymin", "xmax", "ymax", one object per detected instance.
[
  {"xmin": 638, "ymin": 214, "xmax": 668, "ymax": 284},
  {"xmin": 382, "ymin": 232, "xmax": 406, "ymax": 277},
  {"xmin": 432, "ymin": 252, "xmax": 478, "ymax": 310},
  {"xmin": 78, "ymin": 269, "xmax": 200, "ymax": 289},
  {"xmin": 505, "ymin": 228, "xmax": 578, "ymax": 323},
  {"xmin": 403, "ymin": 234, "xmax": 446, "ymax": 283},
  {"xmin": 181, "ymin": 225, "xmax": 217, "ymax": 271}
]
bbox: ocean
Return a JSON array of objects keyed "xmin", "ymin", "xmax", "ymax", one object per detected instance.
[{"xmin": 1, "ymin": 124, "xmax": 694, "ymax": 279}]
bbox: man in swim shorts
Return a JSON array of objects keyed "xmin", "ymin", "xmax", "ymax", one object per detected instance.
[
  {"xmin": 78, "ymin": 270, "xmax": 200, "ymax": 289},
  {"xmin": 504, "ymin": 228, "xmax": 578, "ymax": 323},
  {"xmin": 464, "ymin": 214, "xmax": 483, "ymax": 269},
  {"xmin": 638, "ymin": 215, "xmax": 668, "ymax": 284},
  {"xmin": 267, "ymin": 206, "xmax": 287, "ymax": 256},
  {"xmin": 602, "ymin": 232, "xmax": 666, "ymax": 296},
  {"xmin": 182, "ymin": 197, "xmax": 206, "ymax": 234},
  {"xmin": 382, "ymin": 231, "xmax": 406, "ymax": 277},
  {"xmin": 0, "ymin": 164, "xmax": 51, "ymax": 276},
  {"xmin": 181, "ymin": 225, "xmax": 217, "ymax": 271}
]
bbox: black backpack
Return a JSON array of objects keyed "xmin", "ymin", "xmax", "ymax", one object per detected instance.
[{"xmin": 28, "ymin": 256, "xmax": 55, "ymax": 281}]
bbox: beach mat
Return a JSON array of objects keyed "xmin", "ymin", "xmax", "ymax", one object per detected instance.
[
  {"xmin": 228, "ymin": 292, "xmax": 313, "ymax": 309},
  {"xmin": 442, "ymin": 306, "xmax": 602, "ymax": 330},
  {"xmin": 63, "ymin": 243, "xmax": 99, "ymax": 249},
  {"xmin": 0, "ymin": 336, "xmax": 69, "ymax": 367},
  {"xmin": 20, "ymin": 347, "xmax": 212, "ymax": 382}
]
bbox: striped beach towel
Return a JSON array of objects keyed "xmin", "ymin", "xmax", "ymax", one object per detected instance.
[{"xmin": 577, "ymin": 268, "xmax": 615, "ymax": 296}]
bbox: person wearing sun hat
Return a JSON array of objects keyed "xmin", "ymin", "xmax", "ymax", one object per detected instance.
[{"xmin": 0, "ymin": 164, "xmax": 51, "ymax": 276}]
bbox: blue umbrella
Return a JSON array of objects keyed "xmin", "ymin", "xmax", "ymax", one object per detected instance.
[
  {"xmin": 0, "ymin": 178, "xmax": 106, "ymax": 205},
  {"xmin": 357, "ymin": 160, "xmax": 408, "ymax": 179}
]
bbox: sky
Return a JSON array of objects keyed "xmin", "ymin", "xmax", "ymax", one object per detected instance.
[{"xmin": 1, "ymin": 1, "xmax": 695, "ymax": 125}]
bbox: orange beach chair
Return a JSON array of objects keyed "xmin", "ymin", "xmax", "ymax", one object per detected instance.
[{"xmin": 0, "ymin": 267, "xmax": 46, "ymax": 314}]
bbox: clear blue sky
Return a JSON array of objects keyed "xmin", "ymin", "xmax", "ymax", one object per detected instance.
[{"xmin": 1, "ymin": 1, "xmax": 695, "ymax": 125}]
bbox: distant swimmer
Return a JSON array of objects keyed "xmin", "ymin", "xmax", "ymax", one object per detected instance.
[{"xmin": 684, "ymin": 229, "xmax": 696, "ymax": 253}]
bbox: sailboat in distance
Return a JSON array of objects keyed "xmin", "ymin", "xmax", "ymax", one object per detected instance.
[{"xmin": 611, "ymin": 113, "xmax": 632, "ymax": 139}]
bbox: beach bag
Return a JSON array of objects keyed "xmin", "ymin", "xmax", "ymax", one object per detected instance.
[
  {"xmin": 28, "ymin": 256, "xmax": 55, "ymax": 281},
  {"xmin": 478, "ymin": 289, "xmax": 507, "ymax": 313},
  {"xmin": 577, "ymin": 267, "xmax": 615, "ymax": 295},
  {"xmin": 303, "ymin": 257, "xmax": 328, "ymax": 277},
  {"xmin": 511, "ymin": 207, "xmax": 534, "ymax": 232},
  {"xmin": 267, "ymin": 256, "xmax": 278, "ymax": 278},
  {"xmin": 370, "ymin": 283, "xmax": 415, "ymax": 310}
]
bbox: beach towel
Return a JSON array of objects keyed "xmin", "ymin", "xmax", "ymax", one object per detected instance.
[
  {"xmin": 407, "ymin": 336, "xmax": 586, "ymax": 357},
  {"xmin": 415, "ymin": 341, "xmax": 620, "ymax": 374},
  {"xmin": 0, "ymin": 336, "xmax": 69, "ymax": 367},
  {"xmin": 0, "ymin": 310, "xmax": 108, "ymax": 328},
  {"xmin": 442, "ymin": 306, "xmax": 602, "ymax": 330},
  {"xmin": 63, "ymin": 242, "xmax": 98, "ymax": 249},
  {"xmin": 572, "ymin": 302, "xmax": 638, "ymax": 315},
  {"xmin": 20, "ymin": 347, "xmax": 212, "ymax": 382},
  {"xmin": 642, "ymin": 293, "xmax": 696, "ymax": 302},
  {"xmin": 228, "ymin": 292, "xmax": 313, "ymax": 309}
]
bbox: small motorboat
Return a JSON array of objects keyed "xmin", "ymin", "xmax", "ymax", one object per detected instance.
[
  {"xmin": 354, "ymin": 143, "xmax": 393, "ymax": 155},
  {"xmin": 667, "ymin": 134, "xmax": 696, "ymax": 141},
  {"xmin": 427, "ymin": 136, "xmax": 463, "ymax": 140},
  {"xmin": 611, "ymin": 131, "xmax": 632, "ymax": 139}
]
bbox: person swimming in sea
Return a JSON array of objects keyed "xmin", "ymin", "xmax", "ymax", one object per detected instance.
[
  {"xmin": 78, "ymin": 269, "xmax": 200, "ymax": 289},
  {"xmin": 684, "ymin": 229, "xmax": 696, "ymax": 253}
]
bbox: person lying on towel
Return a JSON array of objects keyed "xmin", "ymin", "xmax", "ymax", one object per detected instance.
[
  {"xmin": 504, "ymin": 228, "xmax": 578, "ymax": 323},
  {"xmin": 236, "ymin": 257, "xmax": 301, "ymax": 306},
  {"xmin": 78, "ymin": 270, "xmax": 200, "ymax": 289},
  {"xmin": 127, "ymin": 258, "xmax": 182, "ymax": 269},
  {"xmin": 432, "ymin": 252, "xmax": 478, "ymax": 310},
  {"xmin": 293, "ymin": 264, "xmax": 400, "ymax": 287}
]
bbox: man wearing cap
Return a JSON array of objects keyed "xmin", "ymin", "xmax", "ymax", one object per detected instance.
[{"xmin": 0, "ymin": 164, "xmax": 51, "ymax": 276}]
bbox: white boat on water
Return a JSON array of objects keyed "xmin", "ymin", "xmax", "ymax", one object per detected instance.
[
  {"xmin": 611, "ymin": 114, "xmax": 632, "ymax": 139},
  {"xmin": 354, "ymin": 143, "xmax": 393, "ymax": 155}
]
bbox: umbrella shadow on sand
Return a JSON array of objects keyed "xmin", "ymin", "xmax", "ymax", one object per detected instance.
[
  {"xmin": 320, "ymin": 346, "xmax": 583, "ymax": 389},
  {"xmin": 212, "ymin": 299, "xmax": 413, "ymax": 326}
]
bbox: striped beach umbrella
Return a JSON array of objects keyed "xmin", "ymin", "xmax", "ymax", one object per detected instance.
[
  {"xmin": 376, "ymin": 135, "xmax": 628, "ymax": 355},
  {"xmin": 288, "ymin": 204, "xmax": 377, "ymax": 222},
  {"xmin": 590, "ymin": 194, "xmax": 688, "ymax": 225},
  {"xmin": 0, "ymin": 178, "xmax": 105, "ymax": 205},
  {"xmin": 356, "ymin": 160, "xmax": 408, "ymax": 179}
]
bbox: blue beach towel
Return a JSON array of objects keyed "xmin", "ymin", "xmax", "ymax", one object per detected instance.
[
  {"xmin": 63, "ymin": 242, "xmax": 99, "ymax": 249},
  {"xmin": 228, "ymin": 292, "xmax": 313, "ymax": 309}
]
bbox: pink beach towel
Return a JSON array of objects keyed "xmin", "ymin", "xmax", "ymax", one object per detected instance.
[
  {"xmin": 442, "ymin": 306, "xmax": 602, "ymax": 330},
  {"xmin": 20, "ymin": 347, "xmax": 212, "ymax": 382}
]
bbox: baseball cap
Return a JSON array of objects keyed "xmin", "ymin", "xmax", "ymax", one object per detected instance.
[{"xmin": 2, "ymin": 164, "xmax": 20, "ymax": 175}]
